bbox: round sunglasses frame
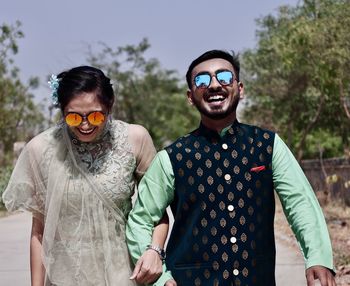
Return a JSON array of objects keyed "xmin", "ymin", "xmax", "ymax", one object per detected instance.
[{"xmin": 64, "ymin": 111, "xmax": 106, "ymax": 127}]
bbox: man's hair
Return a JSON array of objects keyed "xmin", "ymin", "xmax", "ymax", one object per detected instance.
[{"xmin": 185, "ymin": 49, "xmax": 240, "ymax": 89}]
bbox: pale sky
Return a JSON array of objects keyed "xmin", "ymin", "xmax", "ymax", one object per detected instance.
[{"xmin": 2, "ymin": 0, "xmax": 301, "ymax": 105}]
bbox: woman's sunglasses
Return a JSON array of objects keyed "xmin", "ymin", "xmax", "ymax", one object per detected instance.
[
  {"xmin": 65, "ymin": 111, "xmax": 106, "ymax": 127},
  {"xmin": 194, "ymin": 70, "xmax": 234, "ymax": 89}
]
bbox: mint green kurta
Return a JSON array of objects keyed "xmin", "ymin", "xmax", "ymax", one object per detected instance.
[{"xmin": 127, "ymin": 133, "xmax": 334, "ymax": 286}]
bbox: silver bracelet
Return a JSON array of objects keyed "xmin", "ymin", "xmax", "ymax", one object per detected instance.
[{"xmin": 146, "ymin": 244, "xmax": 166, "ymax": 260}]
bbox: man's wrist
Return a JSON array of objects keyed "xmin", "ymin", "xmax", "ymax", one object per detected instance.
[{"xmin": 146, "ymin": 244, "xmax": 166, "ymax": 260}]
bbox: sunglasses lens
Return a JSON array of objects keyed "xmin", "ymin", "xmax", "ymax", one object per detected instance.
[
  {"xmin": 87, "ymin": 111, "xmax": 105, "ymax": 126},
  {"xmin": 194, "ymin": 74, "xmax": 211, "ymax": 88},
  {"xmin": 65, "ymin": 113, "xmax": 82, "ymax": 126},
  {"xmin": 216, "ymin": 71, "xmax": 233, "ymax": 86}
]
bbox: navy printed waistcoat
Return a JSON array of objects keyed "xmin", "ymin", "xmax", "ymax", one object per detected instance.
[{"xmin": 165, "ymin": 121, "xmax": 276, "ymax": 286}]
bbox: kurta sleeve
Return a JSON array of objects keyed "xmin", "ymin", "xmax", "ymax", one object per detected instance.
[
  {"xmin": 126, "ymin": 150, "xmax": 175, "ymax": 285},
  {"xmin": 128, "ymin": 124, "xmax": 156, "ymax": 182},
  {"xmin": 272, "ymin": 134, "xmax": 334, "ymax": 271}
]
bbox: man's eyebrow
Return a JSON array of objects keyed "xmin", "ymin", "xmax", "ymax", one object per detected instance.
[{"xmin": 194, "ymin": 71, "xmax": 210, "ymax": 76}]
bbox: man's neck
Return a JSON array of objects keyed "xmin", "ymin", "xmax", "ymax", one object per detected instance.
[{"xmin": 200, "ymin": 113, "xmax": 237, "ymax": 133}]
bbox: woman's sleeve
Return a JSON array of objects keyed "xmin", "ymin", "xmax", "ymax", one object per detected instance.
[
  {"xmin": 128, "ymin": 124, "xmax": 156, "ymax": 182},
  {"xmin": 2, "ymin": 138, "xmax": 46, "ymax": 219}
]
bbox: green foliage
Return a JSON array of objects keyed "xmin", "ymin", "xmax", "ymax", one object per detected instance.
[
  {"xmin": 0, "ymin": 21, "xmax": 23, "ymax": 76},
  {"xmin": 292, "ymin": 130, "xmax": 343, "ymax": 159},
  {"xmin": 0, "ymin": 77, "xmax": 45, "ymax": 152},
  {"xmin": 0, "ymin": 21, "xmax": 45, "ymax": 153},
  {"xmin": 88, "ymin": 38, "xmax": 199, "ymax": 149},
  {"xmin": 242, "ymin": 0, "xmax": 350, "ymax": 160},
  {"xmin": 0, "ymin": 164, "xmax": 13, "ymax": 209}
]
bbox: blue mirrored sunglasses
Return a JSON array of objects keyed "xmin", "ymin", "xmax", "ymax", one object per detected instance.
[{"xmin": 194, "ymin": 70, "xmax": 234, "ymax": 89}]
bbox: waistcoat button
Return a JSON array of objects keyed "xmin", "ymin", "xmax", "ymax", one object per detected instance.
[
  {"xmin": 222, "ymin": 143, "xmax": 228, "ymax": 150},
  {"xmin": 227, "ymin": 205, "xmax": 234, "ymax": 212},
  {"xmin": 230, "ymin": 237, "xmax": 237, "ymax": 244},
  {"xmin": 233, "ymin": 269, "xmax": 239, "ymax": 276},
  {"xmin": 224, "ymin": 174, "xmax": 231, "ymax": 181}
]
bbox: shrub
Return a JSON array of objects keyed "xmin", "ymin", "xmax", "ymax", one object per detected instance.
[{"xmin": 0, "ymin": 165, "xmax": 13, "ymax": 209}]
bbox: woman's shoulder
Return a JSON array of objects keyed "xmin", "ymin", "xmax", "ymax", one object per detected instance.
[
  {"xmin": 111, "ymin": 120, "xmax": 150, "ymax": 138},
  {"xmin": 111, "ymin": 120, "xmax": 154, "ymax": 156},
  {"xmin": 25, "ymin": 125, "xmax": 63, "ymax": 154},
  {"xmin": 129, "ymin": 123, "xmax": 150, "ymax": 136}
]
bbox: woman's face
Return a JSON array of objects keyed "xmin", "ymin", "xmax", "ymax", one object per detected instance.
[{"xmin": 63, "ymin": 92, "xmax": 108, "ymax": 142}]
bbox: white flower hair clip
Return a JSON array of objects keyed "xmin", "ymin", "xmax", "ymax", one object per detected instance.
[{"xmin": 48, "ymin": 74, "xmax": 60, "ymax": 106}]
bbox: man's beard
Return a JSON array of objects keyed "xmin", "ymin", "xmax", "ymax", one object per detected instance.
[{"xmin": 192, "ymin": 98, "xmax": 239, "ymax": 120}]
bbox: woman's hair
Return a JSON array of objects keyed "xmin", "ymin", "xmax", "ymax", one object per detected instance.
[
  {"xmin": 56, "ymin": 66, "xmax": 114, "ymax": 111},
  {"xmin": 185, "ymin": 49, "xmax": 240, "ymax": 89}
]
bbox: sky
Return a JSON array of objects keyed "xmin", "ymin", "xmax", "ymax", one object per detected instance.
[{"xmin": 2, "ymin": 0, "xmax": 301, "ymax": 106}]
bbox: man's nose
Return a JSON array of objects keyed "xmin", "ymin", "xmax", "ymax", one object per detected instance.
[{"xmin": 208, "ymin": 75, "xmax": 222, "ymax": 89}]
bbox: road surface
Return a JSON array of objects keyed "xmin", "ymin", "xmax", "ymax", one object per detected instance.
[{"xmin": 0, "ymin": 212, "xmax": 308, "ymax": 285}]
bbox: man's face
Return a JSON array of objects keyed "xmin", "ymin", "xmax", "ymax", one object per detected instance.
[{"xmin": 187, "ymin": 58, "xmax": 243, "ymax": 120}]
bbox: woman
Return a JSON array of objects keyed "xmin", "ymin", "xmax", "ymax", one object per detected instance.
[{"xmin": 2, "ymin": 66, "xmax": 167, "ymax": 285}]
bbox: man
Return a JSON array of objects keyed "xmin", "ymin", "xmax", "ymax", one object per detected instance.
[{"xmin": 126, "ymin": 50, "xmax": 336, "ymax": 286}]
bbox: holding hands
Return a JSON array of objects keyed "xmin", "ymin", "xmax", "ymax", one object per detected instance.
[{"xmin": 130, "ymin": 249, "xmax": 163, "ymax": 284}]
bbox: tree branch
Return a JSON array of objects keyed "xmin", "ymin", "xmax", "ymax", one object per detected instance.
[{"xmin": 339, "ymin": 80, "xmax": 350, "ymax": 119}]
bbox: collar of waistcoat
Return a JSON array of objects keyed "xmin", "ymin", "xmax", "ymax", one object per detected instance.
[{"xmin": 194, "ymin": 120, "xmax": 239, "ymax": 141}]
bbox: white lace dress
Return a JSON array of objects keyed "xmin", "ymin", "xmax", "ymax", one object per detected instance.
[{"xmin": 2, "ymin": 120, "xmax": 156, "ymax": 286}]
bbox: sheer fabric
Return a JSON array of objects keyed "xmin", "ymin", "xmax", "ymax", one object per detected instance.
[{"xmin": 3, "ymin": 119, "xmax": 155, "ymax": 286}]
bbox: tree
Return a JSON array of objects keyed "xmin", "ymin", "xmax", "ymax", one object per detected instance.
[
  {"xmin": 87, "ymin": 38, "xmax": 199, "ymax": 149},
  {"xmin": 241, "ymin": 0, "xmax": 350, "ymax": 160},
  {"xmin": 0, "ymin": 21, "xmax": 44, "ymax": 156}
]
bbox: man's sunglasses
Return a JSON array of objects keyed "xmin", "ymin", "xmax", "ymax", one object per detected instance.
[
  {"xmin": 65, "ymin": 111, "xmax": 106, "ymax": 127},
  {"xmin": 194, "ymin": 70, "xmax": 234, "ymax": 89}
]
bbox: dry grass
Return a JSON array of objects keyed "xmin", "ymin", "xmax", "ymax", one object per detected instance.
[
  {"xmin": 274, "ymin": 195, "xmax": 350, "ymax": 285},
  {"xmin": 0, "ymin": 209, "xmax": 9, "ymax": 218}
]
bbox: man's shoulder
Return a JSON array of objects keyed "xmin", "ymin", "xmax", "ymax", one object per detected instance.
[
  {"xmin": 164, "ymin": 128, "xmax": 199, "ymax": 150},
  {"xmin": 238, "ymin": 121, "xmax": 276, "ymax": 137}
]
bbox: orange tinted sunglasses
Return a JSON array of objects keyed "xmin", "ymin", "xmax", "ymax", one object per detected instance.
[{"xmin": 65, "ymin": 111, "xmax": 106, "ymax": 127}]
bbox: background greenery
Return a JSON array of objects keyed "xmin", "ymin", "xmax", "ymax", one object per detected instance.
[
  {"xmin": 241, "ymin": 0, "xmax": 350, "ymax": 160},
  {"xmin": 1, "ymin": 0, "xmax": 349, "ymax": 208}
]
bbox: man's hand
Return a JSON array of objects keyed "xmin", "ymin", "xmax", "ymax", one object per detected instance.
[
  {"xmin": 306, "ymin": 265, "xmax": 336, "ymax": 286},
  {"xmin": 130, "ymin": 249, "xmax": 163, "ymax": 284}
]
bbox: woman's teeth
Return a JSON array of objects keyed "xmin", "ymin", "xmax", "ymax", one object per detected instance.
[{"xmin": 78, "ymin": 128, "xmax": 95, "ymax": 135}]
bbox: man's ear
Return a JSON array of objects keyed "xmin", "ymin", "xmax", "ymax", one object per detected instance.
[
  {"xmin": 187, "ymin": 89, "xmax": 194, "ymax": 105},
  {"xmin": 238, "ymin": 81, "xmax": 244, "ymax": 99}
]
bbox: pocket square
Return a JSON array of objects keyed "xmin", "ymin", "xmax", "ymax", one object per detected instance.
[{"xmin": 250, "ymin": 166, "xmax": 266, "ymax": 173}]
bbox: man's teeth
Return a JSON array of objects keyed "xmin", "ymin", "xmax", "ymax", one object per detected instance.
[{"xmin": 208, "ymin": 95, "xmax": 225, "ymax": 102}]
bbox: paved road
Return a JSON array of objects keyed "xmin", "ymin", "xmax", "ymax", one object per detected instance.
[
  {"xmin": 0, "ymin": 212, "xmax": 31, "ymax": 286},
  {"xmin": 275, "ymin": 236, "xmax": 307, "ymax": 285},
  {"xmin": 0, "ymin": 212, "xmax": 308, "ymax": 285}
]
